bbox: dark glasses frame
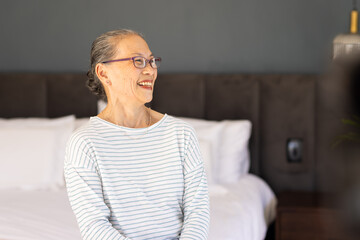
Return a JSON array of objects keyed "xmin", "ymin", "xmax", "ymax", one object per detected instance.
[{"xmin": 102, "ymin": 56, "xmax": 161, "ymax": 69}]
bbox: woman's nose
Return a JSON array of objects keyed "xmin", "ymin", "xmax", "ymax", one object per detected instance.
[{"xmin": 142, "ymin": 63, "xmax": 156, "ymax": 75}]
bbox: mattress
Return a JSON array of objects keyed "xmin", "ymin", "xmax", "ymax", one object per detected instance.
[{"xmin": 0, "ymin": 174, "xmax": 276, "ymax": 240}]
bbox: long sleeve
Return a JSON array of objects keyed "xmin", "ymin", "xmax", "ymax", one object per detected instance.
[
  {"xmin": 180, "ymin": 129, "xmax": 210, "ymax": 239},
  {"xmin": 64, "ymin": 134, "xmax": 131, "ymax": 240}
]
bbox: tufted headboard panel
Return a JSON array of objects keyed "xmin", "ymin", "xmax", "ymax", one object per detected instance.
[
  {"xmin": 0, "ymin": 73, "xmax": 97, "ymax": 118},
  {"xmin": 1, "ymin": 72, "xmax": 351, "ymax": 194},
  {"xmin": 151, "ymin": 73, "xmax": 318, "ymax": 193}
]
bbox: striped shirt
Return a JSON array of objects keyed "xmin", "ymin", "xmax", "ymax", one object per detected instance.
[{"xmin": 64, "ymin": 114, "xmax": 210, "ymax": 240}]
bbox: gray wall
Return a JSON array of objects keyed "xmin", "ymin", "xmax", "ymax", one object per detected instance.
[{"xmin": 0, "ymin": 0, "xmax": 352, "ymax": 73}]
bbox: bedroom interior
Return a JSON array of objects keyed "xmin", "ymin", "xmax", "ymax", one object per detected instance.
[{"xmin": 1, "ymin": 1, "xmax": 360, "ymax": 240}]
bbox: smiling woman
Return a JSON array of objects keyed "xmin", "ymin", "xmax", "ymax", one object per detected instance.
[
  {"xmin": 64, "ymin": 29, "xmax": 210, "ymax": 240},
  {"xmin": 86, "ymin": 30, "xmax": 160, "ymax": 127}
]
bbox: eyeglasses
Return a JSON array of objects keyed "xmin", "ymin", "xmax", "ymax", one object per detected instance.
[{"xmin": 102, "ymin": 56, "xmax": 161, "ymax": 69}]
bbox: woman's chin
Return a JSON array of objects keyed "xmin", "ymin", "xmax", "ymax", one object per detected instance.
[{"xmin": 141, "ymin": 95, "xmax": 153, "ymax": 105}]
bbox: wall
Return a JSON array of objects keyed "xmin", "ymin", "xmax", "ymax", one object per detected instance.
[{"xmin": 0, "ymin": 0, "xmax": 352, "ymax": 74}]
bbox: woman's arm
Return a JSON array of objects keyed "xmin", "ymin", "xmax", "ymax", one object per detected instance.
[
  {"xmin": 180, "ymin": 128, "xmax": 210, "ymax": 239},
  {"xmin": 64, "ymin": 135, "xmax": 131, "ymax": 240}
]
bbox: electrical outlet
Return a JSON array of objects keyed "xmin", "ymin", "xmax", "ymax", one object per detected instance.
[{"xmin": 286, "ymin": 138, "xmax": 303, "ymax": 163}]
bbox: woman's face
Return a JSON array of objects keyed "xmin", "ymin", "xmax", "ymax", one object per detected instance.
[{"xmin": 103, "ymin": 34, "xmax": 158, "ymax": 105}]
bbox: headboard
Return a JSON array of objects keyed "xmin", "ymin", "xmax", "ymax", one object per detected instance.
[
  {"xmin": 1, "ymin": 72, "xmax": 351, "ymax": 194},
  {"xmin": 151, "ymin": 73, "xmax": 318, "ymax": 194},
  {"xmin": 0, "ymin": 73, "xmax": 97, "ymax": 118},
  {"xmin": 151, "ymin": 74, "xmax": 261, "ymax": 176}
]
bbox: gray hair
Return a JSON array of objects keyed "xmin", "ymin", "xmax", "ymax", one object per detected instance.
[{"xmin": 86, "ymin": 29, "xmax": 144, "ymax": 100}]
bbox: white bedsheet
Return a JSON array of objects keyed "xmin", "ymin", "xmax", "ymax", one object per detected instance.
[
  {"xmin": 0, "ymin": 188, "xmax": 81, "ymax": 240},
  {"xmin": 208, "ymin": 174, "xmax": 277, "ymax": 240},
  {"xmin": 0, "ymin": 173, "xmax": 276, "ymax": 240}
]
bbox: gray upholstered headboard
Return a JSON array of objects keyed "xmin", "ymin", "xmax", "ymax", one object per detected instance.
[
  {"xmin": 1, "ymin": 72, "xmax": 352, "ymax": 194},
  {"xmin": 151, "ymin": 73, "xmax": 318, "ymax": 194},
  {"xmin": 151, "ymin": 74, "xmax": 261, "ymax": 176},
  {"xmin": 0, "ymin": 73, "xmax": 97, "ymax": 118}
]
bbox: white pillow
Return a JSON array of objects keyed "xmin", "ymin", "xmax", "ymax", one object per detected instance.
[
  {"xmin": 0, "ymin": 115, "xmax": 75, "ymax": 190},
  {"xmin": 179, "ymin": 117, "xmax": 223, "ymax": 184},
  {"xmin": 218, "ymin": 120, "xmax": 252, "ymax": 183},
  {"xmin": 198, "ymin": 139, "xmax": 214, "ymax": 185},
  {"xmin": 75, "ymin": 118, "xmax": 90, "ymax": 130},
  {"xmin": 97, "ymin": 100, "xmax": 107, "ymax": 114},
  {"xmin": 178, "ymin": 117, "xmax": 252, "ymax": 184}
]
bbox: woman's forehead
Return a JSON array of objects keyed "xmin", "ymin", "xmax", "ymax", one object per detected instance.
[{"xmin": 113, "ymin": 35, "xmax": 152, "ymax": 57}]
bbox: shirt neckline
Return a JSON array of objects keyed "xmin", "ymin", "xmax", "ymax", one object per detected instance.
[{"xmin": 91, "ymin": 113, "xmax": 168, "ymax": 132}]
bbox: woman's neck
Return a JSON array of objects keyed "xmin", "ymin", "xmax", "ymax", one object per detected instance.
[{"xmin": 98, "ymin": 100, "xmax": 151, "ymax": 128}]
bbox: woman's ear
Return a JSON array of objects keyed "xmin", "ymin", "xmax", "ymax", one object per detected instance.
[{"xmin": 95, "ymin": 63, "xmax": 111, "ymax": 85}]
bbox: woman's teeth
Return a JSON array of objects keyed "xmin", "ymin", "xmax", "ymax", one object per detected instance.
[{"xmin": 138, "ymin": 82, "xmax": 152, "ymax": 86}]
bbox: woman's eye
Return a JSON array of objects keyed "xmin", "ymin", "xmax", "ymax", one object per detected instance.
[{"xmin": 135, "ymin": 58, "xmax": 144, "ymax": 64}]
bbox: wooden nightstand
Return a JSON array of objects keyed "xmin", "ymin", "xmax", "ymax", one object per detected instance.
[{"xmin": 276, "ymin": 191, "xmax": 354, "ymax": 240}]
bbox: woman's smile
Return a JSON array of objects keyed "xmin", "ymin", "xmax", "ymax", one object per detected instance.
[{"xmin": 137, "ymin": 80, "xmax": 153, "ymax": 90}]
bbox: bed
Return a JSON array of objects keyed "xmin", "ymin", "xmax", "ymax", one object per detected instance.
[
  {"xmin": 0, "ymin": 73, "xmax": 278, "ymax": 240},
  {"xmin": 0, "ymin": 177, "xmax": 275, "ymax": 240}
]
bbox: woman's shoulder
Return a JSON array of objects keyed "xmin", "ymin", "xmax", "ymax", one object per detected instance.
[
  {"xmin": 162, "ymin": 114, "xmax": 196, "ymax": 133},
  {"xmin": 67, "ymin": 119, "xmax": 97, "ymax": 147},
  {"xmin": 147, "ymin": 109, "xmax": 193, "ymax": 131}
]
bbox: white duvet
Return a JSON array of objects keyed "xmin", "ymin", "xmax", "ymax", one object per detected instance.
[{"xmin": 0, "ymin": 173, "xmax": 276, "ymax": 240}]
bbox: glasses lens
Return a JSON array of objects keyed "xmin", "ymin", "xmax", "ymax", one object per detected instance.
[
  {"xmin": 150, "ymin": 57, "xmax": 161, "ymax": 69},
  {"xmin": 133, "ymin": 57, "xmax": 146, "ymax": 68}
]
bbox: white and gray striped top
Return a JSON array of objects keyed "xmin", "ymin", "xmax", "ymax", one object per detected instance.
[{"xmin": 64, "ymin": 114, "xmax": 210, "ymax": 240}]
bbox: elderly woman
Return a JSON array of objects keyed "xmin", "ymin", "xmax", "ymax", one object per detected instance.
[{"xmin": 64, "ymin": 29, "xmax": 210, "ymax": 240}]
